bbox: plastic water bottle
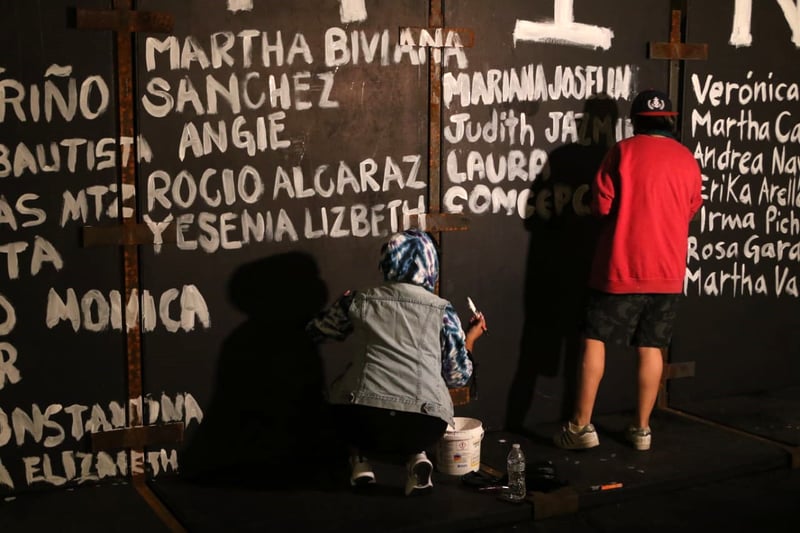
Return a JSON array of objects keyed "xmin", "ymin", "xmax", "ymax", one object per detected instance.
[{"xmin": 506, "ymin": 443, "xmax": 526, "ymax": 501}]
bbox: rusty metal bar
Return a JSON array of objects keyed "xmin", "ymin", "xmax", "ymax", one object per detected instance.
[
  {"xmin": 399, "ymin": 26, "xmax": 475, "ymax": 48},
  {"xmin": 409, "ymin": 213, "xmax": 470, "ymax": 233},
  {"xmin": 403, "ymin": 4, "xmax": 471, "ymax": 237},
  {"xmin": 649, "ymin": 10, "xmax": 708, "ymax": 60},
  {"xmin": 426, "ymin": 2, "xmax": 470, "ymax": 405},
  {"xmin": 91, "ymin": 423, "xmax": 185, "ymax": 452},
  {"xmin": 428, "ymin": 1, "xmax": 443, "ymax": 215},
  {"xmin": 649, "ymin": 41, "xmax": 708, "ymax": 61},
  {"xmin": 648, "ymin": 9, "xmax": 708, "ymax": 131},
  {"xmin": 115, "ymin": 0, "xmax": 144, "ymax": 431},
  {"xmin": 75, "ymin": 0, "xmax": 174, "ymax": 428},
  {"xmin": 649, "ymin": 11, "xmax": 708, "ymax": 61},
  {"xmin": 77, "ymin": 0, "xmax": 145, "ymax": 431},
  {"xmin": 134, "ymin": 478, "xmax": 188, "ymax": 532},
  {"xmin": 664, "ymin": 361, "xmax": 696, "ymax": 380},
  {"xmin": 649, "ymin": 9, "xmax": 708, "ymax": 409},
  {"xmin": 76, "ymin": 8, "xmax": 173, "ymax": 33},
  {"xmin": 659, "ymin": 358, "xmax": 695, "ymax": 408},
  {"xmin": 75, "ymin": 0, "xmax": 176, "ymax": 492},
  {"xmin": 83, "ymin": 223, "xmax": 177, "ymax": 247},
  {"xmin": 75, "ymin": 3, "xmax": 184, "ymax": 530}
]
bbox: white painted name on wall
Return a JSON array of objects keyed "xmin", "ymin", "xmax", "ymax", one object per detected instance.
[{"xmin": 0, "ymin": 393, "xmax": 202, "ymax": 489}]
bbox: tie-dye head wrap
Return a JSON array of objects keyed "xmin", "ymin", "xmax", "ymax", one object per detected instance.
[{"xmin": 379, "ymin": 230, "xmax": 439, "ymax": 292}]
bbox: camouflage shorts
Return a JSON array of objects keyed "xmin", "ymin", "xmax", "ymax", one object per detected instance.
[{"xmin": 582, "ymin": 290, "xmax": 682, "ymax": 348}]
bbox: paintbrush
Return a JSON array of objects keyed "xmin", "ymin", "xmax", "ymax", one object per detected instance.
[{"xmin": 467, "ymin": 297, "xmax": 488, "ymax": 334}]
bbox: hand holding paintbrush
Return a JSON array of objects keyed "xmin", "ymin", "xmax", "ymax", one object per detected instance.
[{"xmin": 466, "ymin": 296, "xmax": 488, "ymax": 341}]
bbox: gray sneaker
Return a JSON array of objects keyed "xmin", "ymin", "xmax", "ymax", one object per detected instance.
[
  {"xmin": 349, "ymin": 456, "xmax": 376, "ymax": 486},
  {"xmin": 626, "ymin": 426, "xmax": 652, "ymax": 451},
  {"xmin": 404, "ymin": 452, "xmax": 433, "ymax": 496},
  {"xmin": 553, "ymin": 422, "xmax": 600, "ymax": 450}
]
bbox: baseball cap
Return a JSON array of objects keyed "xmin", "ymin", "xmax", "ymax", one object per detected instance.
[{"xmin": 631, "ymin": 89, "xmax": 678, "ymax": 116}]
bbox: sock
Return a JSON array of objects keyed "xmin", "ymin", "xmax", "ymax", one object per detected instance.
[{"xmin": 568, "ymin": 421, "xmax": 589, "ymax": 433}]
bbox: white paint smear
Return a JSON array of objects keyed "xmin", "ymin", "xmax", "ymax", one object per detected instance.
[
  {"xmin": 44, "ymin": 64, "xmax": 72, "ymax": 77},
  {"xmin": 513, "ymin": 0, "xmax": 613, "ymax": 50},
  {"xmin": 731, "ymin": 0, "xmax": 800, "ymax": 48},
  {"xmin": 340, "ymin": 0, "xmax": 367, "ymax": 23},
  {"xmin": 729, "ymin": 0, "xmax": 753, "ymax": 47},
  {"xmin": 513, "ymin": 20, "xmax": 613, "ymax": 50},
  {"xmin": 514, "ymin": 20, "xmax": 614, "ymax": 50},
  {"xmin": 777, "ymin": 0, "xmax": 800, "ymax": 47},
  {"xmin": 225, "ymin": 0, "xmax": 368, "ymax": 21},
  {"xmin": 227, "ymin": 0, "xmax": 253, "ymax": 13}
]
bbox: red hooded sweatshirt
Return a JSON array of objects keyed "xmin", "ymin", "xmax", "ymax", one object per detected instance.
[{"xmin": 589, "ymin": 133, "xmax": 703, "ymax": 294}]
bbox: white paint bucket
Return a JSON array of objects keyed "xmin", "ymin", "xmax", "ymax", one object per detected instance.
[{"xmin": 435, "ymin": 417, "xmax": 484, "ymax": 475}]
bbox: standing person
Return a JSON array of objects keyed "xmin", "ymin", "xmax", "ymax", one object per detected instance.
[
  {"xmin": 307, "ymin": 229, "xmax": 487, "ymax": 495},
  {"xmin": 553, "ymin": 89, "xmax": 703, "ymax": 452}
]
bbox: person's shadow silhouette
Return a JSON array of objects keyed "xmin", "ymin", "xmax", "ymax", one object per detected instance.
[
  {"xmin": 180, "ymin": 252, "xmax": 345, "ymax": 489},
  {"xmin": 505, "ymin": 95, "xmax": 620, "ymax": 435}
]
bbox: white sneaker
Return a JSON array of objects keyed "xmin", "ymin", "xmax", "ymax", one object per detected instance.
[
  {"xmin": 626, "ymin": 426, "xmax": 652, "ymax": 451},
  {"xmin": 404, "ymin": 452, "xmax": 433, "ymax": 496},
  {"xmin": 349, "ymin": 456, "xmax": 376, "ymax": 487},
  {"xmin": 553, "ymin": 421, "xmax": 600, "ymax": 450}
]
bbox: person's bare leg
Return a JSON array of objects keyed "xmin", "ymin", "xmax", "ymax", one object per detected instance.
[
  {"xmin": 573, "ymin": 338, "xmax": 606, "ymax": 427},
  {"xmin": 636, "ymin": 346, "xmax": 664, "ymax": 429}
]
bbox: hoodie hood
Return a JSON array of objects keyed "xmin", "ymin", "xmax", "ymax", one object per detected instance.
[{"xmin": 379, "ymin": 230, "xmax": 439, "ymax": 292}]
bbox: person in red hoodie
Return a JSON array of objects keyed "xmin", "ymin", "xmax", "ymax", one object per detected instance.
[{"xmin": 554, "ymin": 89, "xmax": 703, "ymax": 452}]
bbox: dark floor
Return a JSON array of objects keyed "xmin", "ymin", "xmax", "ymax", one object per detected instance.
[
  {"xmin": 2, "ymin": 388, "xmax": 799, "ymax": 532},
  {"xmin": 485, "ymin": 466, "xmax": 800, "ymax": 532}
]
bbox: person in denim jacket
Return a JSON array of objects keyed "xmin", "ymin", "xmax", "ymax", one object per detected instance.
[{"xmin": 307, "ymin": 229, "xmax": 487, "ymax": 495}]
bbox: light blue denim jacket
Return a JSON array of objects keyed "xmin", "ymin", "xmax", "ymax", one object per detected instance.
[
  {"xmin": 328, "ymin": 282, "xmax": 455, "ymax": 426},
  {"xmin": 307, "ymin": 230, "xmax": 473, "ymax": 426}
]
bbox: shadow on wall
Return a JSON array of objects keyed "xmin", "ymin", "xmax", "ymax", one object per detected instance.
[
  {"xmin": 179, "ymin": 252, "xmax": 346, "ymax": 489},
  {"xmin": 506, "ymin": 94, "xmax": 620, "ymax": 432}
]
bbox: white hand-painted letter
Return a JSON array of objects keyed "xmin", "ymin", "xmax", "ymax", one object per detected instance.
[
  {"xmin": 0, "ymin": 294, "xmax": 15, "ymax": 335},
  {"xmin": 340, "ymin": 0, "xmax": 368, "ymax": 23},
  {"xmin": 729, "ymin": 0, "xmax": 753, "ymax": 46},
  {"xmin": 226, "ymin": 0, "xmax": 253, "ymax": 13},
  {"xmin": 730, "ymin": 0, "xmax": 800, "ymax": 47},
  {"xmin": 0, "ymin": 459, "xmax": 13, "ymax": 489},
  {"xmin": 227, "ymin": 0, "xmax": 366, "ymax": 23}
]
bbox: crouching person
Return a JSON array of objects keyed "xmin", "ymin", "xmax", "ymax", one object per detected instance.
[{"xmin": 306, "ymin": 230, "xmax": 487, "ymax": 495}]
